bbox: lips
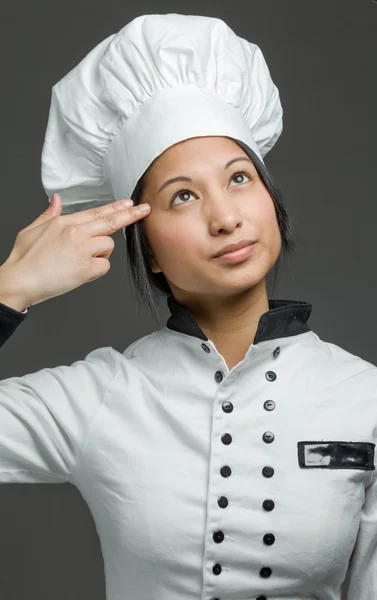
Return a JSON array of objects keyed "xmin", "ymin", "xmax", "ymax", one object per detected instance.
[{"xmin": 214, "ymin": 239, "xmax": 256, "ymax": 258}]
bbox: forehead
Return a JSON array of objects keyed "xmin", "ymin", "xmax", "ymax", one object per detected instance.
[{"xmin": 143, "ymin": 136, "xmax": 250, "ymax": 187}]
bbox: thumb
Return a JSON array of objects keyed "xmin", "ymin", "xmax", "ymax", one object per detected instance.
[
  {"xmin": 23, "ymin": 193, "xmax": 63, "ymax": 232},
  {"xmin": 48, "ymin": 193, "xmax": 62, "ymax": 214},
  {"xmin": 40, "ymin": 193, "xmax": 62, "ymax": 219}
]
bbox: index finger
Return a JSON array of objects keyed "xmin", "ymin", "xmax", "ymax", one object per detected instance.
[{"xmin": 65, "ymin": 199, "xmax": 133, "ymax": 225}]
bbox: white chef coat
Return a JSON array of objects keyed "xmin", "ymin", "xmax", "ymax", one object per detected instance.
[{"xmin": 1, "ymin": 296, "xmax": 377, "ymax": 600}]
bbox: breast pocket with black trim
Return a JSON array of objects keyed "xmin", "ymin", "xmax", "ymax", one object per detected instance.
[{"xmin": 297, "ymin": 440, "xmax": 375, "ymax": 470}]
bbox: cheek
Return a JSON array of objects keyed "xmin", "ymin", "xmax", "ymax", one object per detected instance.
[
  {"xmin": 251, "ymin": 193, "xmax": 277, "ymax": 223},
  {"xmin": 146, "ymin": 218, "xmax": 198, "ymax": 263},
  {"xmin": 248, "ymin": 194, "xmax": 280, "ymax": 237},
  {"xmin": 248, "ymin": 194, "xmax": 281, "ymax": 251},
  {"xmin": 163, "ymin": 229, "xmax": 193, "ymax": 255}
]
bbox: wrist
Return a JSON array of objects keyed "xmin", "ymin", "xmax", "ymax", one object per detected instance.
[{"xmin": 0, "ymin": 266, "xmax": 30, "ymax": 312}]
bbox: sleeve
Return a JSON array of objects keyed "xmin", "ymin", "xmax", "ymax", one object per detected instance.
[
  {"xmin": 0, "ymin": 345, "xmax": 117, "ymax": 484},
  {"xmin": 340, "ymin": 469, "xmax": 377, "ymax": 599},
  {"xmin": 0, "ymin": 301, "xmax": 28, "ymax": 348}
]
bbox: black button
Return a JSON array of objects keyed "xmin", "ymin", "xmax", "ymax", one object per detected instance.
[
  {"xmin": 273, "ymin": 346, "xmax": 280, "ymax": 358},
  {"xmin": 259, "ymin": 566, "xmax": 272, "ymax": 578},
  {"xmin": 263, "ymin": 533, "xmax": 275, "ymax": 545},
  {"xmin": 262, "ymin": 431, "xmax": 275, "ymax": 443},
  {"xmin": 220, "ymin": 466, "xmax": 232, "ymax": 477},
  {"xmin": 256, "ymin": 596, "xmax": 267, "ymax": 600},
  {"xmin": 265, "ymin": 371, "xmax": 277, "ymax": 382},
  {"xmin": 262, "ymin": 466, "xmax": 274, "ymax": 478},
  {"xmin": 263, "ymin": 400, "xmax": 275, "ymax": 411},
  {"xmin": 262, "ymin": 499, "xmax": 275, "ymax": 511},
  {"xmin": 218, "ymin": 496, "xmax": 229, "ymax": 508},
  {"xmin": 222, "ymin": 401, "xmax": 233, "ymax": 413},
  {"xmin": 212, "ymin": 598, "xmax": 220, "ymax": 600},
  {"xmin": 212, "ymin": 563, "xmax": 222, "ymax": 575},
  {"xmin": 201, "ymin": 343, "xmax": 211, "ymax": 353},
  {"xmin": 213, "ymin": 530, "xmax": 225, "ymax": 543},
  {"xmin": 215, "ymin": 371, "xmax": 224, "ymax": 383},
  {"xmin": 221, "ymin": 433, "xmax": 232, "ymax": 445}
]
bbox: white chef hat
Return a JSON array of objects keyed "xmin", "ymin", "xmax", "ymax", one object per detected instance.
[{"xmin": 41, "ymin": 13, "xmax": 283, "ymax": 242}]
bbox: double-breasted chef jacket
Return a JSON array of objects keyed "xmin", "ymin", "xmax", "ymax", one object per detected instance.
[{"xmin": 1, "ymin": 296, "xmax": 377, "ymax": 600}]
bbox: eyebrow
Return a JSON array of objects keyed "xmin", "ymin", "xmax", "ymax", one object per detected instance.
[{"xmin": 157, "ymin": 156, "xmax": 252, "ymax": 194}]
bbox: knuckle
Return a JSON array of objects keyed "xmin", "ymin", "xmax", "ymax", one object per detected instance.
[
  {"xmin": 103, "ymin": 214, "xmax": 118, "ymax": 230},
  {"xmin": 88, "ymin": 207, "xmax": 103, "ymax": 220},
  {"xmin": 97, "ymin": 258, "xmax": 110, "ymax": 275},
  {"xmin": 65, "ymin": 224, "xmax": 79, "ymax": 237},
  {"xmin": 107, "ymin": 237, "xmax": 115, "ymax": 250}
]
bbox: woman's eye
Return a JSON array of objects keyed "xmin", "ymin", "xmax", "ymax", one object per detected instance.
[
  {"xmin": 171, "ymin": 190, "xmax": 195, "ymax": 206},
  {"xmin": 230, "ymin": 172, "xmax": 251, "ymax": 187},
  {"xmin": 170, "ymin": 171, "xmax": 251, "ymax": 206}
]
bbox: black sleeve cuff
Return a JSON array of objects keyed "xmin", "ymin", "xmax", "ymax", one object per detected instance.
[{"xmin": 0, "ymin": 302, "xmax": 28, "ymax": 348}]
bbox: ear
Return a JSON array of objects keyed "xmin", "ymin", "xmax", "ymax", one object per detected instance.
[{"xmin": 149, "ymin": 253, "xmax": 162, "ymax": 274}]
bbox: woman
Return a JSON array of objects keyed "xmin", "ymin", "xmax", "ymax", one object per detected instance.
[
  {"xmin": 126, "ymin": 134, "xmax": 294, "ymax": 371},
  {"xmin": 0, "ymin": 12, "xmax": 376, "ymax": 600}
]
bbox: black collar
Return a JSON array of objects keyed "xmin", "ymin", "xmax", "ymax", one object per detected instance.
[{"xmin": 166, "ymin": 296, "xmax": 313, "ymax": 344}]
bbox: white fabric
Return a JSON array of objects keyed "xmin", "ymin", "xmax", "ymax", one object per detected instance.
[
  {"xmin": 6, "ymin": 307, "xmax": 29, "ymax": 314},
  {"xmin": 40, "ymin": 13, "xmax": 283, "ymax": 242},
  {"xmin": 1, "ymin": 326, "xmax": 377, "ymax": 599}
]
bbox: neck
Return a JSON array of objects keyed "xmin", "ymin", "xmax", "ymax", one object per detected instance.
[{"xmin": 173, "ymin": 280, "xmax": 270, "ymax": 368}]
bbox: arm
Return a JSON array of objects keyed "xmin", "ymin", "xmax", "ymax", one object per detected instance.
[
  {"xmin": 341, "ymin": 469, "xmax": 377, "ymax": 598},
  {"xmin": 0, "ymin": 259, "xmax": 118, "ymax": 483},
  {"xmin": 0, "ymin": 345, "xmax": 117, "ymax": 483}
]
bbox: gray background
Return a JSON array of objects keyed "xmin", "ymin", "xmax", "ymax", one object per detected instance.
[{"xmin": 0, "ymin": 0, "xmax": 376, "ymax": 597}]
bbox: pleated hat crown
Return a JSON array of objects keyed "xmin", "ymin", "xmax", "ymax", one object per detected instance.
[{"xmin": 41, "ymin": 13, "xmax": 283, "ymax": 234}]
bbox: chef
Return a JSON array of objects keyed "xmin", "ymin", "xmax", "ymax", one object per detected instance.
[{"xmin": 1, "ymin": 12, "xmax": 377, "ymax": 600}]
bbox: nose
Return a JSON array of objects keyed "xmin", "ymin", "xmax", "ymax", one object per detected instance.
[{"xmin": 205, "ymin": 190, "xmax": 244, "ymax": 231}]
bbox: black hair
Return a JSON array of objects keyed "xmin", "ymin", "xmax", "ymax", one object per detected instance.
[{"xmin": 124, "ymin": 138, "xmax": 299, "ymax": 325}]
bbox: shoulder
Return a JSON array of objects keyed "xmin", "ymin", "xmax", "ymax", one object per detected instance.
[{"xmin": 309, "ymin": 331, "xmax": 377, "ymax": 387}]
